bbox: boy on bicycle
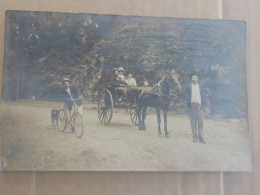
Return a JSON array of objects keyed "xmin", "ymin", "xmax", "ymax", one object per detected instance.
[{"xmin": 61, "ymin": 78, "xmax": 83, "ymax": 123}]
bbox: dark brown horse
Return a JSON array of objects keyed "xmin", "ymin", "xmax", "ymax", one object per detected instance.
[{"xmin": 136, "ymin": 70, "xmax": 181, "ymax": 137}]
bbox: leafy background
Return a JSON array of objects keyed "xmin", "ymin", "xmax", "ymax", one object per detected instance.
[{"xmin": 2, "ymin": 11, "xmax": 247, "ymax": 118}]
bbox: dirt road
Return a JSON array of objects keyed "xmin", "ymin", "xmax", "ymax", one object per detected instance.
[{"xmin": 0, "ymin": 101, "xmax": 252, "ymax": 171}]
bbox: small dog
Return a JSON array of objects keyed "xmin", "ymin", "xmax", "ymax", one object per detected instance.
[{"xmin": 51, "ymin": 109, "xmax": 59, "ymax": 128}]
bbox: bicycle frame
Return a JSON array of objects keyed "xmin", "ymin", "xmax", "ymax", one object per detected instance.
[
  {"xmin": 58, "ymin": 97, "xmax": 84, "ymax": 138},
  {"xmin": 65, "ymin": 97, "xmax": 82, "ymax": 125}
]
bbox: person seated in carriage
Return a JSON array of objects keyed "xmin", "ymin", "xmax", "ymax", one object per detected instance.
[
  {"xmin": 113, "ymin": 68, "xmax": 118, "ymax": 78},
  {"xmin": 143, "ymin": 79, "xmax": 149, "ymax": 86},
  {"xmin": 110, "ymin": 68, "xmax": 125, "ymax": 87},
  {"xmin": 117, "ymin": 67, "xmax": 125, "ymax": 82},
  {"xmin": 109, "ymin": 67, "xmax": 127, "ymax": 101},
  {"xmin": 125, "ymin": 73, "xmax": 137, "ymax": 87}
]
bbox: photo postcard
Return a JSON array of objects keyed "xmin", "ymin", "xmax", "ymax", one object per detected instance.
[{"xmin": 0, "ymin": 10, "xmax": 251, "ymax": 171}]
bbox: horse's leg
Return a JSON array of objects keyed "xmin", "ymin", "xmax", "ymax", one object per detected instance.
[
  {"xmin": 163, "ymin": 109, "xmax": 170, "ymax": 137},
  {"xmin": 142, "ymin": 106, "xmax": 147, "ymax": 130},
  {"xmin": 156, "ymin": 108, "xmax": 162, "ymax": 135},
  {"xmin": 136, "ymin": 105, "xmax": 143, "ymax": 130}
]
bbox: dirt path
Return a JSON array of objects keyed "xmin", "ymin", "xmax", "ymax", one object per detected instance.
[{"xmin": 0, "ymin": 101, "xmax": 252, "ymax": 171}]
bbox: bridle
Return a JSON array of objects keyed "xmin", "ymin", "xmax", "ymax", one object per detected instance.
[
  {"xmin": 166, "ymin": 74, "xmax": 180, "ymax": 95},
  {"xmin": 153, "ymin": 73, "xmax": 180, "ymax": 97}
]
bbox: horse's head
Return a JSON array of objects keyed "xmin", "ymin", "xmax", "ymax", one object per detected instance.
[{"xmin": 165, "ymin": 69, "xmax": 182, "ymax": 94}]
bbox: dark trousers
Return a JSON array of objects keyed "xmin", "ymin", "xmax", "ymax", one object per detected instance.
[
  {"xmin": 117, "ymin": 87, "xmax": 127, "ymax": 99},
  {"xmin": 189, "ymin": 103, "xmax": 205, "ymax": 141}
]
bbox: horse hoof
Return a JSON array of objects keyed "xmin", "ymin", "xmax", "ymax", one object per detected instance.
[{"xmin": 158, "ymin": 133, "xmax": 163, "ymax": 137}]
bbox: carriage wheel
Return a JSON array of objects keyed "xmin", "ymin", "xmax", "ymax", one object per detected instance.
[
  {"xmin": 130, "ymin": 105, "xmax": 139, "ymax": 126},
  {"xmin": 97, "ymin": 89, "xmax": 113, "ymax": 125}
]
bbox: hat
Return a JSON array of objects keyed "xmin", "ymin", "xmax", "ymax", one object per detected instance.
[
  {"xmin": 61, "ymin": 78, "xmax": 71, "ymax": 86},
  {"xmin": 190, "ymin": 71, "xmax": 200, "ymax": 79},
  {"xmin": 118, "ymin": 67, "xmax": 124, "ymax": 72},
  {"xmin": 113, "ymin": 68, "xmax": 118, "ymax": 72}
]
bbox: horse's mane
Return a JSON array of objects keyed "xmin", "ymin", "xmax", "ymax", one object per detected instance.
[
  {"xmin": 158, "ymin": 74, "xmax": 168, "ymax": 84},
  {"xmin": 151, "ymin": 71, "xmax": 166, "ymax": 85}
]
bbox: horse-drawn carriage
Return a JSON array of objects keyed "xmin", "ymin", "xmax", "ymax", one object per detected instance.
[
  {"xmin": 96, "ymin": 69, "xmax": 182, "ymax": 137},
  {"xmin": 97, "ymin": 85, "xmax": 140, "ymax": 126}
]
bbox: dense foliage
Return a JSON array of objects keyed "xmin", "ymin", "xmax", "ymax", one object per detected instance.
[{"xmin": 2, "ymin": 11, "xmax": 247, "ymax": 118}]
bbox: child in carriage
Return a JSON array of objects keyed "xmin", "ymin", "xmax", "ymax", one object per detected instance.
[
  {"xmin": 117, "ymin": 67, "xmax": 125, "ymax": 82},
  {"xmin": 109, "ymin": 67, "xmax": 127, "ymax": 101}
]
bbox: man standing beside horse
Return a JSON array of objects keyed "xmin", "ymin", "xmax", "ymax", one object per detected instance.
[{"xmin": 186, "ymin": 74, "xmax": 206, "ymax": 144}]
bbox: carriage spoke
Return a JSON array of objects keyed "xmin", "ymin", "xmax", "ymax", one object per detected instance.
[
  {"xmin": 130, "ymin": 106, "xmax": 139, "ymax": 126},
  {"xmin": 133, "ymin": 113, "xmax": 137, "ymax": 122},
  {"xmin": 101, "ymin": 112, "xmax": 104, "ymax": 123},
  {"xmin": 101, "ymin": 109, "xmax": 105, "ymax": 123},
  {"xmin": 106, "ymin": 109, "xmax": 110, "ymax": 121},
  {"xmin": 97, "ymin": 89, "xmax": 113, "ymax": 125},
  {"xmin": 134, "ymin": 113, "xmax": 138, "ymax": 124},
  {"xmin": 103, "ymin": 112, "xmax": 107, "ymax": 123},
  {"xmin": 103, "ymin": 110, "xmax": 107, "ymax": 124},
  {"xmin": 98, "ymin": 109, "xmax": 104, "ymax": 120},
  {"xmin": 98, "ymin": 108, "xmax": 104, "ymax": 115},
  {"xmin": 98, "ymin": 107, "xmax": 102, "ymax": 116}
]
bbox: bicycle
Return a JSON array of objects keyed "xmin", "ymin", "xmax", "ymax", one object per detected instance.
[{"xmin": 58, "ymin": 97, "xmax": 84, "ymax": 138}]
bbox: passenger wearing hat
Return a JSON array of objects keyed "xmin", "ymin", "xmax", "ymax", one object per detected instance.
[
  {"xmin": 109, "ymin": 68, "xmax": 119, "ymax": 86},
  {"xmin": 61, "ymin": 78, "xmax": 83, "ymax": 126},
  {"xmin": 117, "ymin": 67, "xmax": 125, "ymax": 82},
  {"xmin": 109, "ymin": 67, "xmax": 126, "ymax": 101},
  {"xmin": 113, "ymin": 68, "xmax": 118, "ymax": 74},
  {"xmin": 116, "ymin": 67, "xmax": 128, "ymax": 101}
]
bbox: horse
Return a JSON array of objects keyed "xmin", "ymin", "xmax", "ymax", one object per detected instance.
[{"xmin": 136, "ymin": 70, "xmax": 181, "ymax": 137}]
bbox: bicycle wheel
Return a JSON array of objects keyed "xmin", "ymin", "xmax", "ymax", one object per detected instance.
[
  {"xmin": 58, "ymin": 109, "xmax": 67, "ymax": 132},
  {"xmin": 74, "ymin": 112, "xmax": 84, "ymax": 138}
]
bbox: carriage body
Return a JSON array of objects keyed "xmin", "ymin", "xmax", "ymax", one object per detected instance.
[{"xmin": 97, "ymin": 85, "xmax": 139, "ymax": 126}]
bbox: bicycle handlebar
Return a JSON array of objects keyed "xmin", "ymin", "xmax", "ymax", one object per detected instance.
[{"xmin": 65, "ymin": 97, "xmax": 83, "ymax": 102}]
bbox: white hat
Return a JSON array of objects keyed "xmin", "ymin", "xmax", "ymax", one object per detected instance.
[{"xmin": 118, "ymin": 67, "xmax": 124, "ymax": 72}]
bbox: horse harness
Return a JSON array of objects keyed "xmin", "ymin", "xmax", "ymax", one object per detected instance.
[{"xmin": 149, "ymin": 75, "xmax": 179, "ymax": 98}]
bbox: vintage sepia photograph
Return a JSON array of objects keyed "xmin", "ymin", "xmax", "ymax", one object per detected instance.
[{"xmin": 0, "ymin": 10, "xmax": 251, "ymax": 171}]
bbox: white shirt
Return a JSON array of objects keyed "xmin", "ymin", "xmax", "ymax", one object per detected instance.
[
  {"xmin": 117, "ymin": 74, "xmax": 125, "ymax": 81},
  {"xmin": 191, "ymin": 84, "xmax": 201, "ymax": 105},
  {"xmin": 125, "ymin": 78, "xmax": 137, "ymax": 86},
  {"xmin": 66, "ymin": 88, "xmax": 72, "ymax": 99},
  {"xmin": 144, "ymin": 81, "xmax": 149, "ymax": 86}
]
